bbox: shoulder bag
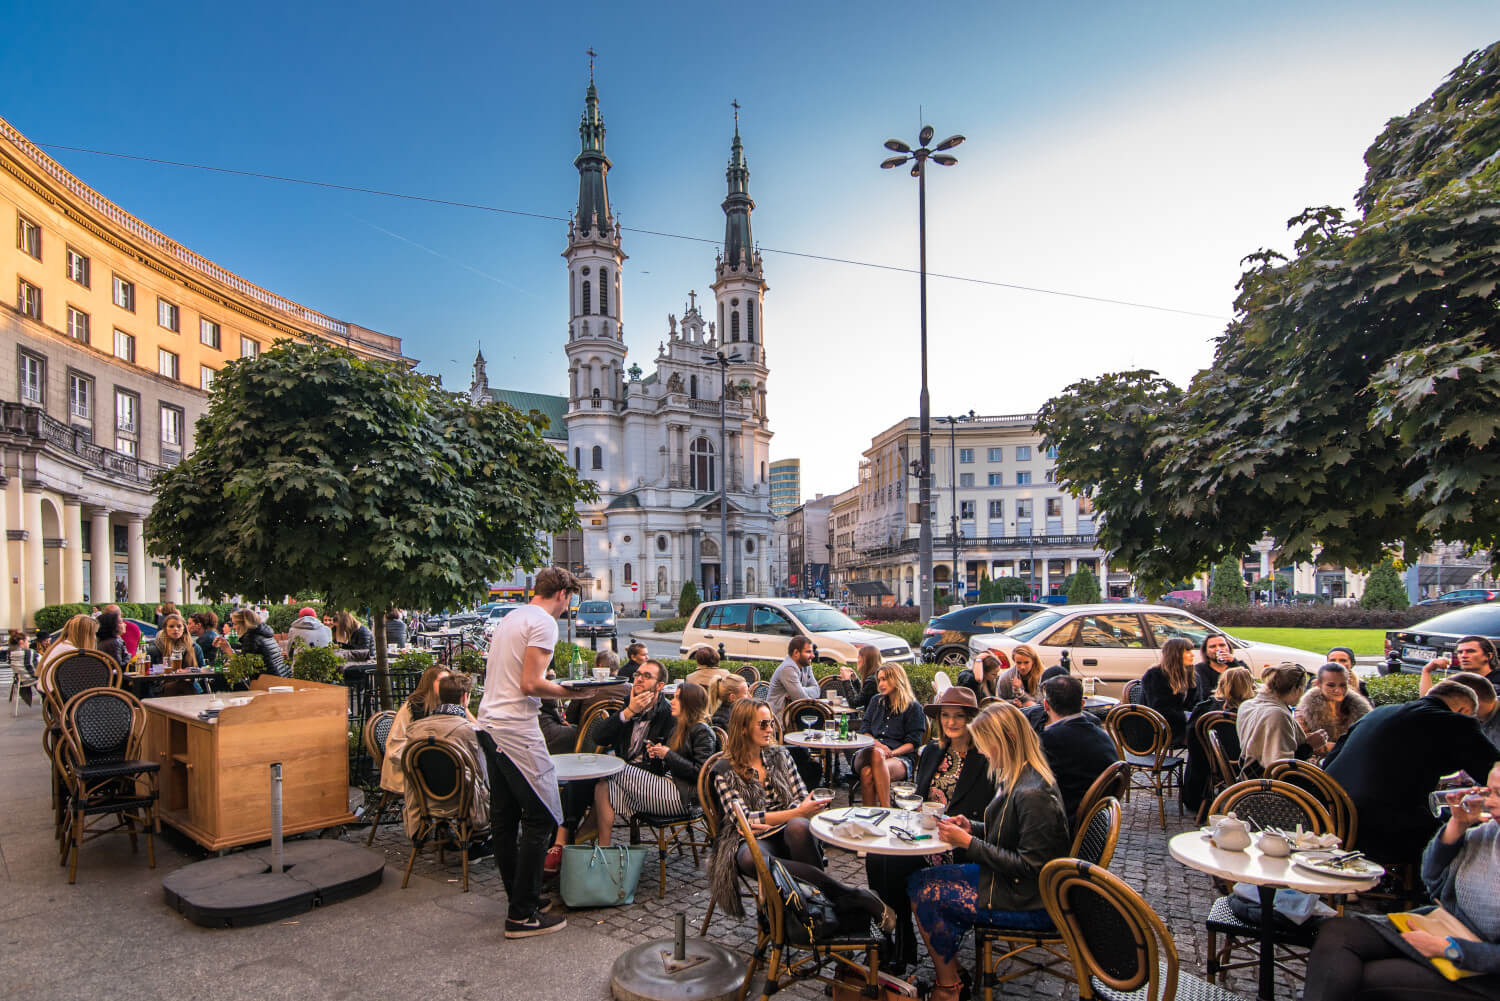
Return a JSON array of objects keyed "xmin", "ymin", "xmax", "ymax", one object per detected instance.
[{"xmin": 559, "ymin": 843, "xmax": 649, "ymax": 908}]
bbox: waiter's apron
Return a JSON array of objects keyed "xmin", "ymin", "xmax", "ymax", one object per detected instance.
[{"xmin": 481, "ymin": 716, "xmax": 564, "ymax": 825}]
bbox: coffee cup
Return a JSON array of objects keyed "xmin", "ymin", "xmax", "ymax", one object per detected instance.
[
  {"xmin": 919, "ymin": 802, "xmax": 944, "ymax": 829},
  {"xmin": 593, "ymin": 668, "xmax": 610, "ymax": 681}
]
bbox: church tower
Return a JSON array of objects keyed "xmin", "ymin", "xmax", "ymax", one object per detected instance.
[
  {"xmin": 564, "ymin": 62, "xmax": 627, "ymax": 413},
  {"xmin": 711, "ymin": 105, "xmax": 770, "ymax": 423}
]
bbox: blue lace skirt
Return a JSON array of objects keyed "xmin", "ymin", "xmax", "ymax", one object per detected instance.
[{"xmin": 908, "ymin": 863, "xmax": 1052, "ymax": 962}]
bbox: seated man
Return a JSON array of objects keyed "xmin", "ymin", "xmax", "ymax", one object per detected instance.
[
  {"xmin": 402, "ymin": 672, "xmax": 491, "ymax": 847},
  {"xmin": 1449, "ymin": 672, "xmax": 1500, "ymax": 749},
  {"xmin": 187, "ymin": 611, "xmax": 220, "ymax": 667},
  {"xmin": 1037, "ymin": 674, "xmax": 1120, "ymax": 819},
  {"xmin": 684, "ymin": 647, "xmax": 730, "ymax": 691},
  {"xmin": 586, "ymin": 660, "xmax": 676, "ymax": 842},
  {"xmin": 287, "ymin": 606, "xmax": 333, "ymax": 651},
  {"xmin": 1419, "ymin": 635, "xmax": 1497, "ymax": 695},
  {"xmin": 1324, "ymin": 679, "xmax": 1497, "ymax": 865}
]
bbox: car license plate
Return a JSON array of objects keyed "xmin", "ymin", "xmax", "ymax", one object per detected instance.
[{"xmin": 1404, "ymin": 645, "xmax": 1437, "ymax": 661}]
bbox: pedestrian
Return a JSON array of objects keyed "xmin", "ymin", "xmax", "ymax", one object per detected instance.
[{"xmin": 476, "ymin": 566, "xmax": 580, "ymax": 938}]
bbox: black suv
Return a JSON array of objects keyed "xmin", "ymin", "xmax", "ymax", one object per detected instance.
[
  {"xmin": 920, "ymin": 602, "xmax": 1048, "ymax": 665},
  {"xmin": 1384, "ymin": 603, "xmax": 1500, "ymax": 674}
]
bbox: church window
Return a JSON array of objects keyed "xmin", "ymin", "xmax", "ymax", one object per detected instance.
[
  {"xmin": 656, "ymin": 534, "xmax": 668, "ymax": 552},
  {"xmin": 574, "ymin": 447, "xmax": 581, "ymax": 469},
  {"xmin": 719, "ymin": 302, "xmax": 725, "ymax": 333},
  {"xmin": 599, "ymin": 269, "xmax": 608, "ymax": 314},
  {"xmin": 690, "ymin": 436, "xmax": 715, "ymax": 491},
  {"xmin": 591, "ymin": 445, "xmax": 603, "ymax": 470},
  {"xmin": 581, "ymin": 279, "xmax": 591, "ymax": 316},
  {"xmin": 689, "ymin": 375, "xmax": 698, "ymax": 399},
  {"xmin": 623, "ymin": 562, "xmax": 632, "ymax": 585},
  {"xmin": 730, "ymin": 311, "xmax": 740, "ymax": 342},
  {"xmin": 747, "ymin": 301, "xmax": 755, "ymax": 341}
]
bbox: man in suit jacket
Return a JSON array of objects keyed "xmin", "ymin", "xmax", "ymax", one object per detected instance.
[
  {"xmin": 1038, "ymin": 675, "xmax": 1120, "ymax": 820},
  {"xmin": 591, "ymin": 660, "xmax": 675, "ymax": 764},
  {"xmin": 1323, "ymin": 681, "xmax": 1499, "ymax": 865}
]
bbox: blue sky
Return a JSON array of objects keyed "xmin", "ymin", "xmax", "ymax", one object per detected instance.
[{"xmin": 5, "ymin": 1, "xmax": 1496, "ymax": 496}]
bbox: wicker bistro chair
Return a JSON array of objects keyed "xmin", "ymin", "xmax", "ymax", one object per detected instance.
[
  {"xmin": 751, "ymin": 680, "xmax": 771, "ymax": 702},
  {"xmin": 783, "ymin": 698, "xmax": 833, "ymax": 734},
  {"xmin": 1041, "ymin": 859, "xmax": 1250, "ymax": 1001},
  {"xmin": 1073, "ymin": 761, "xmax": 1132, "ymax": 836},
  {"xmin": 575, "ymin": 699, "xmax": 625, "ymax": 754},
  {"xmin": 363, "ymin": 710, "xmax": 400, "ymax": 846},
  {"xmin": 817, "ymin": 674, "xmax": 846, "ymax": 699},
  {"xmin": 975, "ymin": 797, "xmax": 1123, "ymax": 998},
  {"xmin": 1104, "ymin": 704, "xmax": 1184, "ymax": 830},
  {"xmin": 730, "ymin": 802, "xmax": 883, "ymax": 1001},
  {"xmin": 1194, "ymin": 712, "xmax": 1242, "ymax": 823},
  {"xmin": 695, "ymin": 752, "xmax": 733, "ymax": 935},
  {"xmin": 1200, "ymin": 780, "xmax": 1334, "ymax": 985},
  {"xmin": 9, "ymin": 651, "xmax": 39, "ymax": 716},
  {"xmin": 42, "ymin": 651, "xmax": 124, "ymax": 843},
  {"xmin": 738, "ymin": 664, "xmax": 762, "ymax": 686},
  {"xmin": 57, "ymin": 688, "xmax": 160, "ymax": 884},
  {"xmin": 1121, "ymin": 680, "xmax": 1142, "ymax": 705},
  {"xmin": 399, "ymin": 735, "xmax": 488, "ymax": 892},
  {"xmin": 1264, "ymin": 759, "xmax": 1357, "ymax": 849},
  {"xmin": 628, "ymin": 774, "xmax": 711, "ymax": 901}
]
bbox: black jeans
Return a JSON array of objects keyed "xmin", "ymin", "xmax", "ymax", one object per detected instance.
[
  {"xmin": 479, "ymin": 732, "xmax": 558, "ymax": 921},
  {"xmin": 1304, "ymin": 916, "xmax": 1500, "ymax": 1001}
]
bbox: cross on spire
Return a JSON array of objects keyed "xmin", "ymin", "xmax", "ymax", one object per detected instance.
[
  {"xmin": 587, "ymin": 47, "xmax": 597, "ymax": 82},
  {"xmin": 732, "ymin": 99, "xmax": 740, "ymax": 128}
]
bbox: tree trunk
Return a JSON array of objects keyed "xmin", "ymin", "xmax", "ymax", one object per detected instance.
[{"xmin": 375, "ymin": 614, "xmax": 393, "ymax": 710}]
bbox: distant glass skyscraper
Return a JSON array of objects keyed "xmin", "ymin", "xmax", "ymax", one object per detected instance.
[{"xmin": 769, "ymin": 458, "xmax": 801, "ymax": 517}]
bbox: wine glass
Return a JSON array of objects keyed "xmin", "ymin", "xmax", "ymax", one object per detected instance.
[
  {"xmin": 810, "ymin": 787, "xmax": 834, "ymax": 810},
  {"xmin": 891, "ymin": 781, "xmax": 919, "ymax": 824},
  {"xmin": 799, "ymin": 711, "xmax": 820, "ymax": 735}
]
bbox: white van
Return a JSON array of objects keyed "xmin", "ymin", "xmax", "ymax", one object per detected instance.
[{"xmin": 681, "ymin": 598, "xmax": 914, "ymax": 666}]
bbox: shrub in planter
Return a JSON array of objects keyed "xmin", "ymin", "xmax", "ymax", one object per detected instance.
[
  {"xmin": 678, "ymin": 581, "xmax": 701, "ymax": 618},
  {"xmin": 222, "ymin": 652, "xmax": 265, "ymax": 687},
  {"xmin": 34, "ymin": 603, "xmax": 92, "ymax": 634},
  {"xmin": 392, "ymin": 650, "xmax": 437, "ymax": 674},
  {"xmin": 1366, "ymin": 672, "xmax": 1422, "ymax": 706},
  {"xmin": 290, "ymin": 644, "xmax": 345, "ymax": 686},
  {"xmin": 451, "ymin": 648, "xmax": 486, "ymax": 675},
  {"xmin": 653, "ymin": 616, "xmax": 688, "ymax": 633},
  {"xmin": 867, "ymin": 622, "xmax": 925, "ymax": 647}
]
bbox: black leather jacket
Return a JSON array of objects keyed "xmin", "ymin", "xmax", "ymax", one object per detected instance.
[{"xmin": 966, "ymin": 767, "xmax": 1070, "ymax": 912}]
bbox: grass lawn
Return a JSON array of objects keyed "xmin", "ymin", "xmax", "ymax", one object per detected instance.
[{"xmin": 1230, "ymin": 627, "xmax": 1388, "ymax": 657}]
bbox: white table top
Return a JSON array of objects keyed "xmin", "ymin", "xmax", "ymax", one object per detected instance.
[
  {"xmin": 816, "ymin": 700, "xmax": 860, "ymax": 715},
  {"xmin": 1168, "ymin": 830, "xmax": 1381, "ymax": 894},
  {"xmin": 552, "ymin": 752, "xmax": 626, "ymax": 782},
  {"xmin": 810, "ymin": 806, "xmax": 940, "ymax": 856},
  {"xmin": 783, "ymin": 730, "xmax": 875, "ymax": 750}
]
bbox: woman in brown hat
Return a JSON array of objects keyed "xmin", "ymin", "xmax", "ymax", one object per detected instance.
[{"xmin": 867, "ymin": 686, "xmax": 997, "ymax": 973}]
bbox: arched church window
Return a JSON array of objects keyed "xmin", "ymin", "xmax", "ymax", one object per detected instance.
[
  {"xmin": 730, "ymin": 311, "xmax": 740, "ymax": 342},
  {"xmin": 599, "ymin": 269, "xmax": 609, "ymax": 314},
  {"xmin": 690, "ymin": 436, "xmax": 715, "ymax": 491},
  {"xmin": 574, "ymin": 447, "xmax": 581, "ymax": 470},
  {"xmin": 623, "ymin": 562, "xmax": 632, "ymax": 585},
  {"xmin": 581, "ymin": 279, "xmax": 591, "ymax": 316},
  {"xmin": 591, "ymin": 445, "xmax": 603, "ymax": 470},
  {"xmin": 747, "ymin": 301, "xmax": 755, "ymax": 341}
]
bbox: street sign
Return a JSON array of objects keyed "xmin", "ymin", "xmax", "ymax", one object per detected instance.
[{"xmin": 630, "ymin": 582, "xmax": 638, "ymax": 591}]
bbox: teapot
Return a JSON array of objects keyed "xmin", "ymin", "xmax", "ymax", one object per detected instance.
[{"xmin": 1209, "ymin": 812, "xmax": 1252, "ymax": 852}]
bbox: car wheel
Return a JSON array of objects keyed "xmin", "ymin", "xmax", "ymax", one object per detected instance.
[{"xmin": 939, "ymin": 648, "xmax": 969, "ymax": 667}]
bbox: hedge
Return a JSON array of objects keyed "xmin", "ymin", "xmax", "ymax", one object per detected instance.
[
  {"xmin": 854, "ymin": 605, "xmax": 921, "ymax": 623},
  {"xmin": 1183, "ymin": 603, "xmax": 1437, "ymax": 630},
  {"xmin": 867, "ymin": 622, "xmax": 925, "ymax": 647},
  {"xmin": 652, "ymin": 616, "xmax": 688, "ymax": 634},
  {"xmin": 33, "ymin": 601, "xmax": 236, "ymax": 634},
  {"xmin": 1365, "ymin": 672, "xmax": 1422, "ymax": 706}
]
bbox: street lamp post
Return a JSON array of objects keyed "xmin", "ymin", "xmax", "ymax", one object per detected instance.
[
  {"xmin": 882, "ymin": 125, "xmax": 963, "ymax": 623},
  {"xmin": 936, "ymin": 411, "xmax": 975, "ymax": 605},
  {"xmin": 703, "ymin": 349, "xmax": 743, "ymax": 599}
]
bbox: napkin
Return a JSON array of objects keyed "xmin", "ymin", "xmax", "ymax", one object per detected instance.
[
  {"xmin": 836, "ymin": 819, "xmax": 884, "ymax": 839},
  {"xmin": 1232, "ymin": 883, "xmax": 1336, "ymax": 925},
  {"xmin": 1292, "ymin": 831, "xmax": 1341, "ymax": 850}
]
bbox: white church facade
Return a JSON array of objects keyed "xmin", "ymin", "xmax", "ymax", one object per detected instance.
[{"xmin": 470, "ymin": 73, "xmax": 774, "ymax": 608}]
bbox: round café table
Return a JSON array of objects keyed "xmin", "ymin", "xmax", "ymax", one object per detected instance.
[
  {"xmin": 1168, "ymin": 830, "xmax": 1381, "ymax": 1001},
  {"xmin": 551, "ymin": 752, "xmax": 626, "ymax": 783},
  {"xmin": 809, "ymin": 806, "xmax": 939, "ymax": 857},
  {"xmin": 783, "ymin": 729, "xmax": 874, "ymax": 787}
]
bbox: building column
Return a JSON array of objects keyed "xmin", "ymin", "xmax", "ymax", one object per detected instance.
[
  {"xmin": 90, "ymin": 508, "xmax": 112, "ymax": 606},
  {"xmin": 63, "ymin": 498, "xmax": 84, "ymax": 604},
  {"xmin": 22, "ymin": 488, "xmax": 45, "ymax": 626},
  {"xmin": 689, "ymin": 528, "xmax": 702, "ymax": 594},
  {"xmin": 126, "ymin": 515, "xmax": 148, "ymax": 603},
  {"xmin": 0, "ymin": 480, "xmax": 10, "ymax": 630},
  {"xmin": 729, "ymin": 529, "xmax": 743, "ymax": 599},
  {"xmin": 165, "ymin": 562, "xmax": 183, "ymax": 604}
]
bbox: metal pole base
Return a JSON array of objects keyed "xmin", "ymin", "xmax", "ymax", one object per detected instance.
[{"xmin": 610, "ymin": 937, "xmax": 744, "ymax": 1001}]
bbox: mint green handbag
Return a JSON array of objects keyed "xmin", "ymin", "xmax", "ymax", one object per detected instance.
[{"xmin": 559, "ymin": 843, "xmax": 649, "ymax": 907}]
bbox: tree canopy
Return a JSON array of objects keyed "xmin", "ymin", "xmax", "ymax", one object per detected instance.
[
  {"xmin": 1036, "ymin": 44, "xmax": 1500, "ymax": 587},
  {"xmin": 147, "ymin": 341, "xmax": 594, "ymax": 695},
  {"xmin": 1208, "ymin": 558, "xmax": 1248, "ymax": 607}
]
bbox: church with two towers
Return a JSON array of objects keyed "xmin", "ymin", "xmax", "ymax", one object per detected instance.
[{"xmin": 469, "ymin": 72, "xmax": 775, "ymax": 608}]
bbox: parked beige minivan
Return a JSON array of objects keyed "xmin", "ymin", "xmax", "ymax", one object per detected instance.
[{"xmin": 681, "ymin": 598, "xmax": 915, "ymax": 666}]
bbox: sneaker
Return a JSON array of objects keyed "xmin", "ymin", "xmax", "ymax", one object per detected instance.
[
  {"xmin": 543, "ymin": 845, "xmax": 563, "ymax": 874},
  {"xmin": 505, "ymin": 910, "xmax": 567, "ymax": 938}
]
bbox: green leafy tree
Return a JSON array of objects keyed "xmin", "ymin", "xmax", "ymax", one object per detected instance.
[
  {"xmin": 1037, "ymin": 45, "xmax": 1500, "ymax": 581},
  {"xmin": 991, "ymin": 577, "xmax": 1033, "ymax": 601},
  {"xmin": 1361, "ymin": 557, "xmax": 1411, "ymax": 610},
  {"xmin": 1067, "ymin": 564, "xmax": 1102, "ymax": 604},
  {"xmin": 1209, "ymin": 558, "xmax": 1249, "ymax": 607},
  {"xmin": 146, "ymin": 341, "xmax": 593, "ymax": 706},
  {"xmin": 678, "ymin": 580, "xmax": 701, "ymax": 618},
  {"xmin": 976, "ymin": 572, "xmax": 992, "ymax": 604}
]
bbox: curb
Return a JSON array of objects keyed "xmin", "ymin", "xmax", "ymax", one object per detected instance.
[{"xmin": 630, "ymin": 628, "xmax": 682, "ymax": 643}]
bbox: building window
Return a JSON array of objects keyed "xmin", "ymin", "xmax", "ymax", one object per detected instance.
[
  {"xmin": 157, "ymin": 298, "xmax": 180, "ymax": 332},
  {"xmin": 689, "ymin": 374, "xmax": 698, "ymax": 399},
  {"xmin": 116, "ymin": 436, "xmax": 137, "ymax": 457},
  {"xmin": 747, "ymin": 300, "xmax": 755, "ymax": 341},
  {"xmin": 573, "ymin": 447, "xmax": 581, "ymax": 470},
  {"xmin": 1016, "ymin": 471, "xmax": 1032, "ymax": 485},
  {"xmin": 987, "ymin": 447, "xmax": 1003, "ymax": 462},
  {"xmin": 1016, "ymin": 499, "xmax": 1033, "ymax": 519},
  {"xmin": 987, "ymin": 499, "xmax": 1004, "ymax": 519},
  {"xmin": 598, "ymin": 269, "xmax": 608, "ymax": 314},
  {"xmin": 158, "ymin": 348, "xmax": 179, "ymax": 380},
  {"xmin": 113, "ymin": 329, "xmax": 135, "ymax": 363},
  {"xmin": 200, "ymin": 318, "xmax": 221, "ymax": 349},
  {"xmin": 115, "ymin": 390, "xmax": 138, "ymax": 433},
  {"xmin": 19, "ymin": 351, "xmax": 44, "ymax": 403},
  {"xmin": 623, "ymin": 562, "xmax": 632, "ymax": 585},
  {"xmin": 69, "ymin": 373, "xmax": 92, "ymax": 420},
  {"xmin": 66, "ymin": 306, "xmax": 90, "ymax": 343},
  {"xmin": 959, "ymin": 500, "xmax": 976, "ymax": 520},
  {"xmin": 160, "ymin": 405, "xmax": 183, "ymax": 448},
  {"xmin": 581, "ymin": 278, "xmax": 591, "ymax": 315},
  {"xmin": 730, "ymin": 310, "xmax": 740, "ymax": 341},
  {"xmin": 200, "ymin": 365, "xmax": 215, "ymax": 392},
  {"xmin": 66, "ymin": 248, "xmax": 90, "ymax": 286},
  {"xmin": 959, "ymin": 448, "xmax": 974, "ymax": 463},
  {"xmin": 958, "ymin": 473, "xmax": 974, "ymax": 487},
  {"xmin": 17, "ymin": 278, "xmax": 41, "ymax": 319},
  {"xmin": 112, "ymin": 275, "xmax": 135, "ymax": 311},
  {"xmin": 17, "ymin": 214, "xmax": 42, "ymax": 258},
  {"xmin": 1044, "ymin": 468, "xmax": 1056, "ymax": 483},
  {"xmin": 987, "ymin": 472, "xmax": 1003, "ymax": 486},
  {"xmin": 690, "ymin": 436, "xmax": 716, "ymax": 491},
  {"xmin": 240, "ymin": 336, "xmax": 259, "ymax": 359},
  {"xmin": 591, "ymin": 444, "xmax": 603, "ymax": 470},
  {"xmin": 1016, "ymin": 445, "xmax": 1032, "ymax": 461},
  {"xmin": 1045, "ymin": 498, "xmax": 1063, "ymax": 518},
  {"xmin": 1046, "ymin": 445, "xmax": 1059, "ymax": 459},
  {"xmin": 1078, "ymin": 496, "xmax": 1095, "ymax": 516}
]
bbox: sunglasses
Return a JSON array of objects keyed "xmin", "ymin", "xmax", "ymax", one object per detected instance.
[{"xmin": 754, "ymin": 720, "xmax": 776, "ymax": 731}]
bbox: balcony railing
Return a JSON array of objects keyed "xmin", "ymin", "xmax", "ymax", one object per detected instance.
[
  {"xmin": 2, "ymin": 402, "xmax": 164, "ymax": 486},
  {"xmin": 856, "ymin": 532, "xmax": 1102, "ymax": 561}
]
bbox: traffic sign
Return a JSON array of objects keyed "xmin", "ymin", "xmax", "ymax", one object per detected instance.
[{"xmin": 630, "ymin": 582, "xmax": 638, "ymax": 591}]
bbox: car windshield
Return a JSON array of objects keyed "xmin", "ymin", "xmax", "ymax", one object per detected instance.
[
  {"xmin": 579, "ymin": 602, "xmax": 613, "ymax": 614},
  {"xmin": 1409, "ymin": 604, "xmax": 1500, "ymax": 634},
  {"xmin": 1005, "ymin": 611, "xmax": 1064, "ymax": 642},
  {"xmin": 786, "ymin": 603, "xmax": 860, "ymax": 632}
]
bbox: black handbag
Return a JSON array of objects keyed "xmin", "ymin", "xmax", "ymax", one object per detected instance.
[{"xmin": 769, "ymin": 857, "xmax": 841, "ymax": 944}]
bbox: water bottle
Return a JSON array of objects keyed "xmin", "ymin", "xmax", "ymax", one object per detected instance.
[
  {"xmin": 570, "ymin": 645, "xmax": 583, "ymax": 681},
  {"xmin": 838, "ymin": 710, "xmax": 849, "ymax": 741}
]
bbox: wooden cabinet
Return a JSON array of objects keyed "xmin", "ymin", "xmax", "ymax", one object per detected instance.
[{"xmin": 142, "ymin": 678, "xmax": 355, "ymax": 851}]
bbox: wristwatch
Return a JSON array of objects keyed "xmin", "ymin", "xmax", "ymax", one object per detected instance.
[{"xmin": 1444, "ymin": 937, "xmax": 1463, "ymax": 963}]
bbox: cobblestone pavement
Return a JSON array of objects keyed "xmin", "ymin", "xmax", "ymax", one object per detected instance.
[{"xmin": 354, "ymin": 771, "xmax": 1316, "ymax": 1000}]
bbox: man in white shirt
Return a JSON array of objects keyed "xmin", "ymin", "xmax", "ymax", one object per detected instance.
[{"xmin": 477, "ymin": 567, "xmax": 580, "ymax": 938}]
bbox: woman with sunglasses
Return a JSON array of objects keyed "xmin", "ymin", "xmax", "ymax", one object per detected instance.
[
  {"xmin": 1237, "ymin": 663, "xmax": 1329, "ymax": 776},
  {"xmin": 868, "ymin": 687, "xmax": 995, "ymax": 973},
  {"xmin": 909, "ymin": 701, "xmax": 1070, "ymax": 1001},
  {"xmin": 707, "ymin": 699, "xmax": 894, "ymax": 933}
]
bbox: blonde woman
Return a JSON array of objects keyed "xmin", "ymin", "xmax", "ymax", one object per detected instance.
[
  {"xmin": 37, "ymin": 614, "xmax": 99, "ymax": 692},
  {"xmin": 148, "ymin": 613, "xmax": 200, "ymax": 671},
  {"xmin": 854, "ymin": 663, "xmax": 927, "ymax": 807},
  {"xmin": 332, "ymin": 611, "xmax": 373, "ymax": 657},
  {"xmin": 213, "ymin": 608, "xmax": 289, "ymax": 677},
  {"xmin": 710, "ymin": 674, "xmax": 748, "ymax": 731},
  {"xmin": 910, "ymin": 702, "xmax": 1071, "ymax": 1001},
  {"xmin": 995, "ymin": 644, "xmax": 1045, "ymax": 705}
]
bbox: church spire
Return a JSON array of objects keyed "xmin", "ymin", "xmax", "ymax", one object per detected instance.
[
  {"xmin": 721, "ymin": 100, "xmax": 755, "ymax": 273},
  {"xmin": 574, "ymin": 49, "xmax": 613, "ymax": 236}
]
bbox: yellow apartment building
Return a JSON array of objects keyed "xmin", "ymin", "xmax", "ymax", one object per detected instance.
[{"xmin": 0, "ymin": 114, "xmax": 411, "ymax": 628}]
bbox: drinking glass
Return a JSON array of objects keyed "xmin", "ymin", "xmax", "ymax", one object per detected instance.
[
  {"xmin": 170, "ymin": 651, "xmax": 183, "ymax": 672},
  {"xmin": 810, "ymin": 787, "xmax": 834, "ymax": 808},
  {"xmin": 1428, "ymin": 770, "xmax": 1491, "ymax": 819},
  {"xmin": 823, "ymin": 718, "xmax": 838, "ymax": 740},
  {"xmin": 891, "ymin": 781, "xmax": 919, "ymax": 824},
  {"xmin": 799, "ymin": 712, "xmax": 820, "ymax": 735}
]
